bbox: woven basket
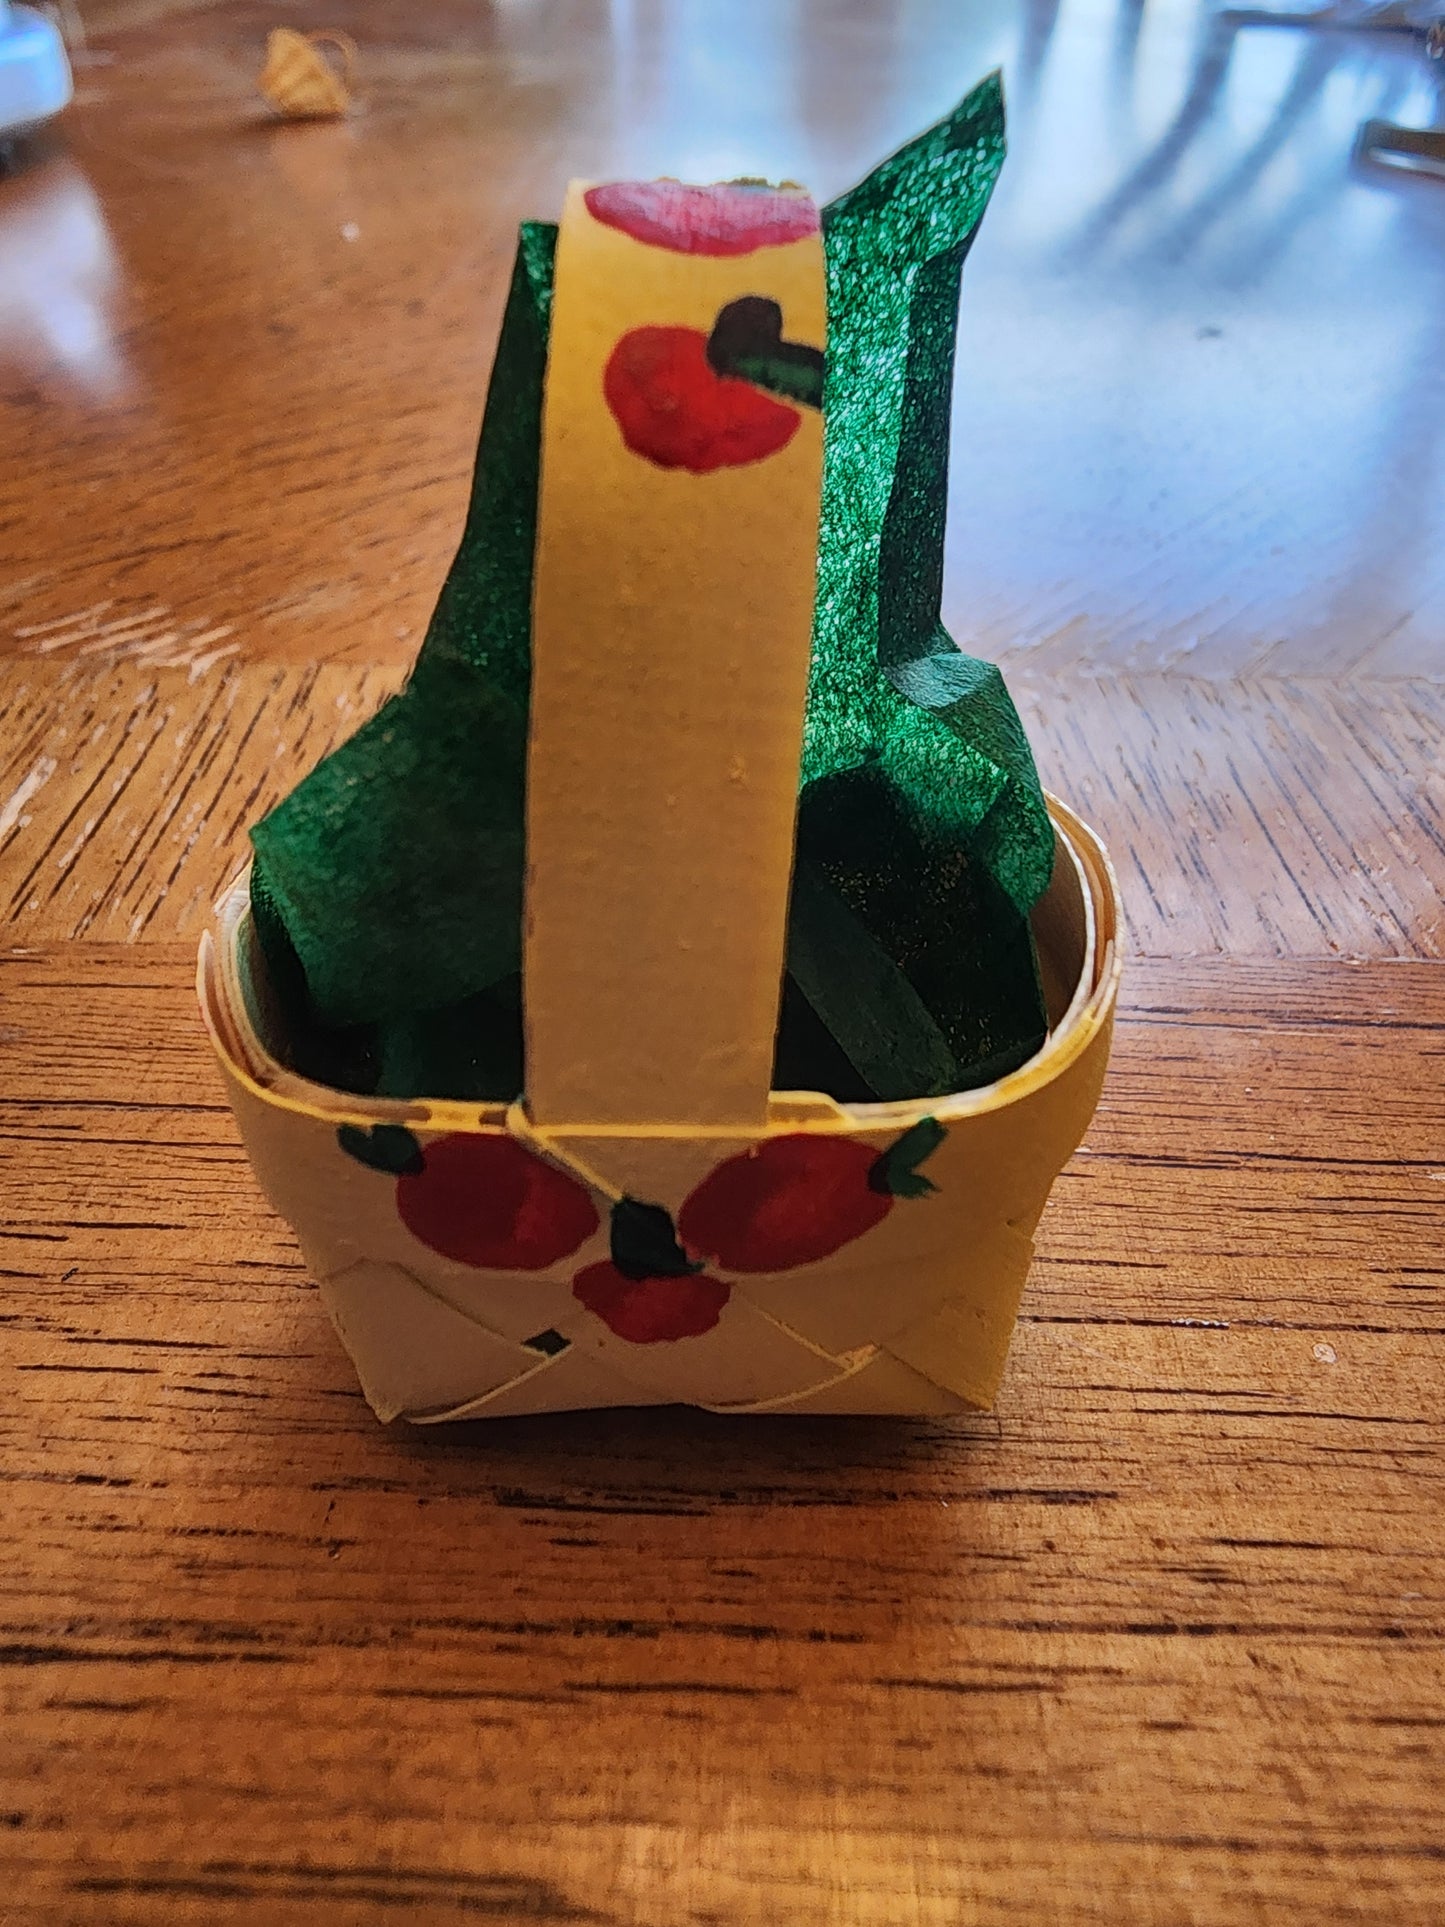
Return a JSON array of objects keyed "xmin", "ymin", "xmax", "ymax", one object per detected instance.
[
  {"xmin": 198, "ymin": 798, "xmax": 1117, "ymax": 1422},
  {"xmin": 198, "ymin": 176, "xmax": 1122, "ymax": 1423}
]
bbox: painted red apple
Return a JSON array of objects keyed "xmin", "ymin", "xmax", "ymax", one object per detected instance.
[
  {"xmin": 573, "ymin": 1261, "xmax": 731, "ymax": 1343},
  {"xmin": 396, "ymin": 1133, "xmax": 599, "ymax": 1270},
  {"xmin": 677, "ymin": 1120, "xmax": 946, "ymax": 1273},
  {"xmin": 603, "ymin": 326, "xmax": 801, "ymax": 473},
  {"xmin": 584, "ymin": 181, "xmax": 818, "ymax": 257}
]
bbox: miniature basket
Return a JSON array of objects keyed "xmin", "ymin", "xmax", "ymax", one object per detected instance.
[{"xmin": 198, "ymin": 174, "xmax": 1122, "ymax": 1423}]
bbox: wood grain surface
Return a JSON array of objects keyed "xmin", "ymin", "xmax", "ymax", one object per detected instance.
[
  {"xmin": 2, "ymin": 1, "xmax": 1443, "ymax": 1922},
  {"xmin": 4, "ymin": 656, "xmax": 1441, "ymax": 961},
  {"xmin": 2, "ymin": 949, "xmax": 1443, "ymax": 1925}
]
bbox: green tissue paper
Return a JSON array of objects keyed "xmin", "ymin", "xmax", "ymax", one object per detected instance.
[
  {"xmin": 249, "ymin": 74, "xmax": 1053, "ymax": 1105},
  {"xmin": 250, "ymin": 223, "xmax": 554, "ymax": 1027}
]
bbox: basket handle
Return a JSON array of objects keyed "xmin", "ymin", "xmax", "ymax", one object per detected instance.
[{"xmin": 523, "ymin": 181, "xmax": 826, "ymax": 1132}]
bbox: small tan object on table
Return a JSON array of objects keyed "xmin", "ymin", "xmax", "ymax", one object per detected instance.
[{"xmin": 257, "ymin": 27, "xmax": 356, "ymax": 121}]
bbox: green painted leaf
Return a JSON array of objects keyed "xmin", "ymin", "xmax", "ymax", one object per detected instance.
[
  {"xmin": 337, "ymin": 1123, "xmax": 425, "ymax": 1177},
  {"xmin": 610, "ymin": 1197, "xmax": 705, "ymax": 1282},
  {"xmin": 868, "ymin": 1116, "xmax": 946, "ymax": 1199},
  {"xmin": 707, "ymin": 296, "xmax": 825, "ymax": 409}
]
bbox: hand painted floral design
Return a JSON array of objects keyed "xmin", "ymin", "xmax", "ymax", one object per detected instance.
[
  {"xmin": 591, "ymin": 176, "xmax": 825, "ymax": 475},
  {"xmin": 678, "ymin": 1120, "xmax": 946, "ymax": 1273},
  {"xmin": 571, "ymin": 1119, "xmax": 946, "ymax": 1342},
  {"xmin": 339, "ymin": 1126, "xmax": 598, "ymax": 1270},
  {"xmin": 572, "ymin": 1262, "xmax": 731, "ymax": 1345},
  {"xmin": 603, "ymin": 325, "xmax": 802, "ymax": 473},
  {"xmin": 572, "ymin": 1194, "xmax": 728, "ymax": 1343},
  {"xmin": 583, "ymin": 181, "xmax": 819, "ymax": 257},
  {"xmin": 339, "ymin": 1119, "xmax": 945, "ymax": 1346}
]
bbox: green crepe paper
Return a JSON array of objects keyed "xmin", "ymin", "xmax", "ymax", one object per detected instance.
[
  {"xmin": 250, "ymin": 223, "xmax": 555, "ymax": 1026},
  {"xmin": 249, "ymin": 74, "xmax": 1051, "ymax": 1103},
  {"xmin": 789, "ymin": 73, "xmax": 1051, "ymax": 1094}
]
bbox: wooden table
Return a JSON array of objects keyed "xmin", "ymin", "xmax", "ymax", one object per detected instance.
[{"xmin": 3, "ymin": 3, "xmax": 1442, "ymax": 1921}]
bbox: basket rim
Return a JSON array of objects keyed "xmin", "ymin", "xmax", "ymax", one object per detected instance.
[{"xmin": 198, "ymin": 792, "xmax": 1121, "ymax": 1143}]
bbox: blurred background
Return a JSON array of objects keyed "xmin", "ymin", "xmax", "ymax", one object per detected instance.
[{"xmin": 2, "ymin": 0, "xmax": 1442, "ymax": 954}]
